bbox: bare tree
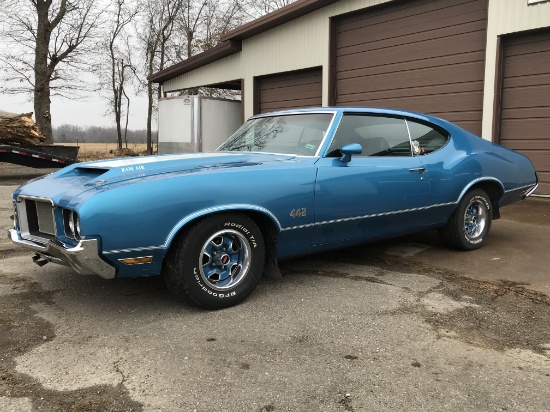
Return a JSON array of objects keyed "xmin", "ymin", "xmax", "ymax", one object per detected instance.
[
  {"xmin": 137, "ymin": 0, "xmax": 183, "ymax": 154},
  {"xmin": 170, "ymin": 0, "xmax": 245, "ymax": 98},
  {"xmin": 200, "ymin": 0, "xmax": 244, "ymax": 51},
  {"xmin": 174, "ymin": 0, "xmax": 208, "ymax": 60},
  {"xmin": 102, "ymin": 0, "xmax": 140, "ymax": 150},
  {"xmin": 0, "ymin": 0, "xmax": 102, "ymax": 143}
]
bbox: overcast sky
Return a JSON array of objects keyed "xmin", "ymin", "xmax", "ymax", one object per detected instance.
[
  {"xmin": 0, "ymin": 8, "xmax": 154, "ymax": 132},
  {"xmin": 0, "ymin": 88, "xmax": 152, "ymax": 131}
]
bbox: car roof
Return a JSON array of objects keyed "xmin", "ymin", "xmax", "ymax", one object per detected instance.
[{"xmin": 251, "ymin": 107, "xmax": 451, "ymax": 130}]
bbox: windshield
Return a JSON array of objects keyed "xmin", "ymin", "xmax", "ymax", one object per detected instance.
[{"xmin": 217, "ymin": 113, "xmax": 334, "ymax": 156}]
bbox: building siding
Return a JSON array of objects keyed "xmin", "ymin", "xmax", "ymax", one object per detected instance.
[{"xmin": 163, "ymin": 0, "xmax": 550, "ymax": 144}]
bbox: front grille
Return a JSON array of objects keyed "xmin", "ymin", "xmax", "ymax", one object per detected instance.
[
  {"xmin": 17, "ymin": 197, "xmax": 56, "ymax": 242},
  {"xmin": 35, "ymin": 201, "xmax": 55, "ymax": 235}
]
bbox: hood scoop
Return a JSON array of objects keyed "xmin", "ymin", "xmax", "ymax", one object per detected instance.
[{"xmin": 74, "ymin": 167, "xmax": 110, "ymax": 178}]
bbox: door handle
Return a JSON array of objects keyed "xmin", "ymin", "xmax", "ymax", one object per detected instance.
[{"xmin": 409, "ymin": 167, "xmax": 427, "ymax": 174}]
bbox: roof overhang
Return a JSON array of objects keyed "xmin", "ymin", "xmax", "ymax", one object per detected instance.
[
  {"xmin": 148, "ymin": 41, "xmax": 242, "ymax": 84},
  {"xmin": 219, "ymin": 0, "xmax": 340, "ymax": 41},
  {"xmin": 149, "ymin": 0, "xmax": 340, "ymax": 84}
]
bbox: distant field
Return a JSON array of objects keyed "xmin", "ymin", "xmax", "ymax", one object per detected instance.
[
  {"xmin": 60, "ymin": 142, "xmax": 148, "ymax": 153},
  {"xmin": 58, "ymin": 143, "xmax": 150, "ymax": 161}
]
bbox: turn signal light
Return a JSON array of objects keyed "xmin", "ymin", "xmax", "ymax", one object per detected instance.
[{"xmin": 119, "ymin": 256, "xmax": 153, "ymax": 265}]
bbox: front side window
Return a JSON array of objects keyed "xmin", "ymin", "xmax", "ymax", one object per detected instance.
[
  {"xmin": 406, "ymin": 120, "xmax": 449, "ymax": 155},
  {"xmin": 326, "ymin": 115, "xmax": 412, "ymax": 157},
  {"xmin": 217, "ymin": 113, "xmax": 334, "ymax": 156}
]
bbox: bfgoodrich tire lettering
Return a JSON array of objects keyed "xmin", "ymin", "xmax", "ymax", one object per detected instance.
[
  {"xmin": 439, "ymin": 189, "xmax": 492, "ymax": 251},
  {"xmin": 164, "ymin": 213, "xmax": 265, "ymax": 309}
]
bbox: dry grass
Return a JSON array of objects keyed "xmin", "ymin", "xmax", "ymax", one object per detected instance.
[{"xmin": 58, "ymin": 143, "xmax": 150, "ymax": 162}]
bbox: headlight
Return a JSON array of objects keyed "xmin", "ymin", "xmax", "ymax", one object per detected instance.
[
  {"xmin": 12, "ymin": 201, "xmax": 18, "ymax": 229},
  {"xmin": 68, "ymin": 212, "xmax": 75, "ymax": 233},
  {"xmin": 64, "ymin": 210, "xmax": 81, "ymax": 239}
]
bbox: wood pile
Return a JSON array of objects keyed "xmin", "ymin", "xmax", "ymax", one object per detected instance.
[{"xmin": 0, "ymin": 110, "xmax": 45, "ymax": 146}]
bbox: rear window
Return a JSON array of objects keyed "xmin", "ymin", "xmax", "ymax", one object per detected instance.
[{"xmin": 406, "ymin": 120, "xmax": 449, "ymax": 155}]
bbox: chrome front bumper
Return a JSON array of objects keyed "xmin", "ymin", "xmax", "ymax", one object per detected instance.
[{"xmin": 8, "ymin": 229, "xmax": 116, "ymax": 279}]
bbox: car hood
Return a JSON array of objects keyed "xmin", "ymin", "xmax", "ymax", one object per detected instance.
[{"xmin": 14, "ymin": 152, "xmax": 299, "ymax": 205}]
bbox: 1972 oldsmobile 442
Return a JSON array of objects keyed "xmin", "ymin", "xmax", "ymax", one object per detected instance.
[{"xmin": 9, "ymin": 108, "xmax": 538, "ymax": 309}]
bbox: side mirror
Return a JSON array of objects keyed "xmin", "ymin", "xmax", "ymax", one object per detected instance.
[{"xmin": 340, "ymin": 143, "xmax": 362, "ymax": 162}]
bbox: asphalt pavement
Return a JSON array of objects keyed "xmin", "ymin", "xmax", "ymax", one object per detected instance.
[{"xmin": 1, "ymin": 165, "xmax": 549, "ymax": 411}]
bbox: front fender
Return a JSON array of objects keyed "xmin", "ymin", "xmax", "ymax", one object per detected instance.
[{"xmin": 163, "ymin": 204, "xmax": 282, "ymax": 251}]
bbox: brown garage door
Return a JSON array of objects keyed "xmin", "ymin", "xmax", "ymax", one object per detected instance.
[
  {"xmin": 255, "ymin": 68, "xmax": 322, "ymax": 114},
  {"xmin": 333, "ymin": 0, "xmax": 488, "ymax": 135},
  {"xmin": 499, "ymin": 31, "xmax": 550, "ymax": 195}
]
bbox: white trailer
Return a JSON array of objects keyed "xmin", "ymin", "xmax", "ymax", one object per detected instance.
[{"xmin": 157, "ymin": 95, "xmax": 241, "ymax": 154}]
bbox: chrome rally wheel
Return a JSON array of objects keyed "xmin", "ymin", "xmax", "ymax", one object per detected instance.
[
  {"xmin": 463, "ymin": 198, "xmax": 488, "ymax": 241},
  {"xmin": 200, "ymin": 229, "xmax": 251, "ymax": 291},
  {"xmin": 439, "ymin": 188, "xmax": 492, "ymax": 250},
  {"xmin": 164, "ymin": 213, "xmax": 265, "ymax": 309}
]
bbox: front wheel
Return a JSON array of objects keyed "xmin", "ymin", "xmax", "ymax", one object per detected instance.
[
  {"xmin": 439, "ymin": 189, "xmax": 492, "ymax": 250},
  {"xmin": 164, "ymin": 213, "xmax": 265, "ymax": 309}
]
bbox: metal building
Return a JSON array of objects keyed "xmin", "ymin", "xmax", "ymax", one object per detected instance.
[{"xmin": 149, "ymin": 0, "xmax": 550, "ymax": 194}]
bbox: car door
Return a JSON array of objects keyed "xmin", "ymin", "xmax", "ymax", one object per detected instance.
[{"xmin": 313, "ymin": 114, "xmax": 435, "ymax": 246}]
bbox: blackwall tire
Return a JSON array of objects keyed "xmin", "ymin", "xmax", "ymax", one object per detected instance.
[
  {"xmin": 439, "ymin": 189, "xmax": 492, "ymax": 251},
  {"xmin": 164, "ymin": 213, "xmax": 265, "ymax": 309}
]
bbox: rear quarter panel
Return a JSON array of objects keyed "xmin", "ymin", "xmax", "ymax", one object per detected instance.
[{"xmin": 422, "ymin": 120, "xmax": 537, "ymax": 204}]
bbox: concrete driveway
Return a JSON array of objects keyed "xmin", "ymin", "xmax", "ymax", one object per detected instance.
[{"xmin": 1, "ymin": 165, "xmax": 549, "ymax": 411}]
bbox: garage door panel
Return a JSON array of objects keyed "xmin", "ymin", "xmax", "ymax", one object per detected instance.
[
  {"xmin": 505, "ymin": 31, "xmax": 550, "ymax": 49},
  {"xmin": 338, "ymin": 46, "xmax": 484, "ymax": 77},
  {"xmin": 338, "ymin": 80, "xmax": 482, "ymax": 102},
  {"xmin": 261, "ymin": 71, "xmax": 319, "ymax": 88},
  {"xmin": 259, "ymin": 87, "xmax": 322, "ymax": 102},
  {"xmin": 337, "ymin": 62, "xmax": 483, "ymax": 93},
  {"xmin": 338, "ymin": 0, "xmax": 483, "ymax": 37},
  {"xmin": 337, "ymin": 10, "xmax": 486, "ymax": 52},
  {"xmin": 336, "ymin": 51, "xmax": 485, "ymax": 81},
  {"xmin": 260, "ymin": 72, "xmax": 322, "ymax": 90},
  {"xmin": 536, "ymin": 174, "xmax": 550, "ymax": 194},
  {"xmin": 501, "ymin": 107, "xmax": 550, "ymax": 120},
  {"xmin": 260, "ymin": 82, "xmax": 320, "ymax": 94},
  {"xmin": 256, "ymin": 68, "xmax": 322, "ymax": 114},
  {"xmin": 334, "ymin": 0, "xmax": 487, "ymax": 135},
  {"xmin": 503, "ymin": 53, "xmax": 550, "ymax": 77},
  {"xmin": 499, "ymin": 31, "xmax": 550, "ymax": 194},
  {"xmin": 498, "ymin": 139, "xmax": 550, "ymax": 151},
  {"xmin": 500, "ymin": 119, "xmax": 550, "ymax": 140},
  {"xmin": 338, "ymin": 20, "xmax": 486, "ymax": 58},
  {"xmin": 505, "ymin": 40, "xmax": 550, "ymax": 57},
  {"xmin": 260, "ymin": 98, "xmax": 322, "ymax": 112},
  {"xmin": 502, "ymin": 72, "xmax": 550, "ymax": 89},
  {"xmin": 341, "ymin": 92, "xmax": 483, "ymax": 114},
  {"xmin": 501, "ymin": 84, "xmax": 550, "ymax": 109}
]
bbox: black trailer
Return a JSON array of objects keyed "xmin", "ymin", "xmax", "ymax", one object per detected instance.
[{"xmin": 0, "ymin": 145, "xmax": 79, "ymax": 168}]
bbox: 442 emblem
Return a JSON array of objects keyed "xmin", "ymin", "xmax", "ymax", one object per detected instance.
[{"xmin": 290, "ymin": 208, "xmax": 307, "ymax": 218}]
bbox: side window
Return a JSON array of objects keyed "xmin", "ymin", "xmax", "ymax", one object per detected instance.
[
  {"xmin": 406, "ymin": 120, "xmax": 449, "ymax": 155},
  {"xmin": 326, "ymin": 115, "xmax": 411, "ymax": 157}
]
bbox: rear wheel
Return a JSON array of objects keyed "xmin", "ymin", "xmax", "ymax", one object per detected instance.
[
  {"xmin": 439, "ymin": 189, "xmax": 492, "ymax": 250},
  {"xmin": 164, "ymin": 213, "xmax": 265, "ymax": 309}
]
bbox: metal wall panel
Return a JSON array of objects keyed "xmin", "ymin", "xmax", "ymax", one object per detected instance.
[
  {"xmin": 334, "ymin": 0, "xmax": 488, "ymax": 136},
  {"xmin": 499, "ymin": 31, "xmax": 550, "ymax": 194}
]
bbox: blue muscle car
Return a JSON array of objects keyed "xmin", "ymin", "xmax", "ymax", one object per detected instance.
[{"xmin": 9, "ymin": 108, "xmax": 538, "ymax": 308}]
